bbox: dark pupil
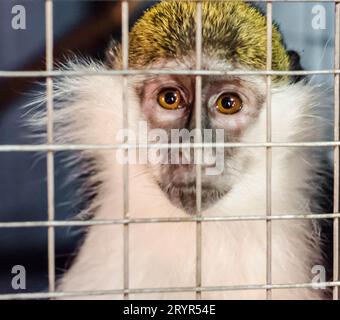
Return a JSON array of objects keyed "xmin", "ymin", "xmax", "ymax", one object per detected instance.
[
  {"xmin": 164, "ymin": 91, "xmax": 177, "ymax": 105},
  {"xmin": 221, "ymin": 96, "xmax": 236, "ymax": 109}
]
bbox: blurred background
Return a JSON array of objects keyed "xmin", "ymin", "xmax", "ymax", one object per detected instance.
[{"xmin": 0, "ymin": 0, "xmax": 336, "ymax": 294}]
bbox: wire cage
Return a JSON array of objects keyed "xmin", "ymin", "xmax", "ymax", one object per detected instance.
[{"xmin": 0, "ymin": 0, "xmax": 339, "ymax": 300}]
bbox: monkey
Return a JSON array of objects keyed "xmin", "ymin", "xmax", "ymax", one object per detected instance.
[{"xmin": 30, "ymin": 1, "xmax": 333, "ymax": 299}]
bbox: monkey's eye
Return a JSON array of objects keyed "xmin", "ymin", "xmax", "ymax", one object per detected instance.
[
  {"xmin": 216, "ymin": 93, "xmax": 243, "ymax": 114},
  {"xmin": 158, "ymin": 89, "xmax": 182, "ymax": 110}
]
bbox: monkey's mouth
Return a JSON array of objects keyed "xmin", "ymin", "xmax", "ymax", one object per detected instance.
[
  {"xmin": 154, "ymin": 163, "xmax": 230, "ymax": 214},
  {"xmin": 159, "ymin": 180, "xmax": 229, "ymax": 214}
]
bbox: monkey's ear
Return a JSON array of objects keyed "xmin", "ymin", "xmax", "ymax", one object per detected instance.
[
  {"xmin": 105, "ymin": 39, "xmax": 122, "ymax": 69},
  {"xmin": 287, "ymin": 50, "xmax": 305, "ymax": 83}
]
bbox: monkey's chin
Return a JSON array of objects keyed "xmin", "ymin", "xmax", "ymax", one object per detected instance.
[{"xmin": 159, "ymin": 182, "xmax": 229, "ymax": 215}]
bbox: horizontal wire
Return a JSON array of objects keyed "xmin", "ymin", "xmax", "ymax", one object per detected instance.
[
  {"xmin": 0, "ymin": 280, "xmax": 340, "ymax": 300},
  {"xmin": 0, "ymin": 69, "xmax": 339, "ymax": 78},
  {"xmin": 0, "ymin": 141, "xmax": 338, "ymax": 152},
  {"xmin": 0, "ymin": 212, "xmax": 340, "ymax": 229}
]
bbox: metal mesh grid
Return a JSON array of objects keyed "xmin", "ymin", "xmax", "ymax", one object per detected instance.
[{"xmin": 0, "ymin": 0, "xmax": 339, "ymax": 300}]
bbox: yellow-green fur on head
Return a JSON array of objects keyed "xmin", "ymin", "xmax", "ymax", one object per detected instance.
[{"xmin": 114, "ymin": 1, "xmax": 290, "ymax": 81}]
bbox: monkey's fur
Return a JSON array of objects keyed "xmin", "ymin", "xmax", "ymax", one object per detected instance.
[
  {"xmin": 113, "ymin": 2, "xmax": 289, "ymax": 75},
  {"xmin": 31, "ymin": 1, "xmax": 332, "ymax": 299}
]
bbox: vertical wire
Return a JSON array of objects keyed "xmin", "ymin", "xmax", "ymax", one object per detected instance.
[
  {"xmin": 195, "ymin": 1, "xmax": 203, "ymax": 300},
  {"xmin": 45, "ymin": 0, "xmax": 55, "ymax": 293},
  {"xmin": 333, "ymin": 0, "xmax": 340, "ymax": 301},
  {"xmin": 122, "ymin": 0, "xmax": 130, "ymax": 300},
  {"xmin": 265, "ymin": 1, "xmax": 273, "ymax": 300}
]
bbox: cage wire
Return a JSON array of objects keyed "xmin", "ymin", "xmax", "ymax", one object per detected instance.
[{"xmin": 0, "ymin": 0, "xmax": 339, "ymax": 300}]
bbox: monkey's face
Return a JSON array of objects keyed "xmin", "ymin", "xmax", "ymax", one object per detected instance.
[
  {"xmin": 135, "ymin": 60, "xmax": 267, "ymax": 214},
  {"xmin": 112, "ymin": 1, "xmax": 290, "ymax": 214}
]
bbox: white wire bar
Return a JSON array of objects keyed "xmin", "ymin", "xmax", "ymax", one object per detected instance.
[
  {"xmin": 195, "ymin": 1, "xmax": 203, "ymax": 300},
  {"xmin": 121, "ymin": 0, "xmax": 130, "ymax": 300},
  {"xmin": 333, "ymin": 0, "xmax": 340, "ymax": 300},
  {"xmin": 1, "ymin": 69, "xmax": 339, "ymax": 78},
  {"xmin": 265, "ymin": 0, "xmax": 273, "ymax": 300},
  {"xmin": 1, "ymin": 213, "xmax": 340, "ymax": 229},
  {"xmin": 45, "ymin": 0, "xmax": 55, "ymax": 293},
  {"xmin": 0, "ymin": 141, "xmax": 339, "ymax": 153},
  {"xmin": 1, "ymin": 281, "xmax": 340, "ymax": 301}
]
